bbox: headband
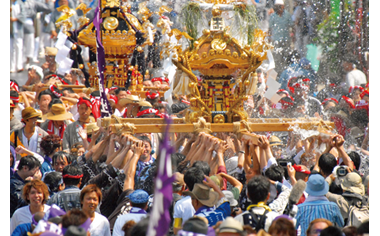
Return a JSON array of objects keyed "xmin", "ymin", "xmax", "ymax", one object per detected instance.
[
  {"xmin": 49, "ymin": 84, "xmax": 63, "ymax": 98},
  {"xmin": 10, "ymin": 81, "xmax": 19, "ymax": 92},
  {"xmin": 360, "ymin": 90, "xmax": 369, "ymax": 98},
  {"xmin": 322, "ymin": 98, "xmax": 339, "ymax": 106},
  {"xmin": 10, "ymin": 96, "xmax": 19, "ymax": 103},
  {"xmin": 341, "ymin": 96, "xmax": 355, "ymax": 109},
  {"xmin": 146, "ymin": 91, "xmax": 160, "ymax": 99},
  {"xmin": 52, "ymin": 74, "xmax": 69, "ymax": 85},
  {"xmin": 349, "ymin": 86, "xmax": 364, "ymax": 94},
  {"xmin": 277, "ymin": 89, "xmax": 289, "ymax": 96},
  {"xmin": 62, "ymin": 174, "xmax": 83, "ymax": 179},
  {"xmin": 292, "ymin": 164, "xmax": 311, "ymax": 174},
  {"xmin": 77, "ymin": 97, "xmax": 92, "ymax": 109},
  {"xmin": 109, "ymin": 95, "xmax": 118, "ymax": 104},
  {"xmin": 136, "ymin": 108, "xmax": 159, "ymax": 117},
  {"xmin": 151, "ymin": 77, "xmax": 162, "ymax": 84}
]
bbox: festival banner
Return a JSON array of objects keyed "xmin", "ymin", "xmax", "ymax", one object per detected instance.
[
  {"xmin": 93, "ymin": 1, "xmax": 112, "ymax": 118},
  {"xmin": 147, "ymin": 117, "xmax": 175, "ymax": 236}
]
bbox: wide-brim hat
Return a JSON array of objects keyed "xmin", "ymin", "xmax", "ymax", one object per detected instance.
[
  {"xmin": 45, "ymin": 47, "xmax": 58, "ymax": 56},
  {"xmin": 46, "ymin": 104, "xmax": 73, "ymax": 121},
  {"xmin": 218, "ymin": 216, "xmax": 244, "ymax": 233},
  {"xmin": 305, "ymin": 174, "xmax": 329, "ymax": 196},
  {"xmin": 85, "ymin": 122, "xmax": 99, "ymax": 134},
  {"xmin": 183, "ymin": 183, "xmax": 218, "ymax": 207},
  {"xmin": 118, "ymin": 94, "xmax": 140, "ymax": 106},
  {"xmin": 269, "ymin": 135, "xmax": 284, "ymax": 147},
  {"xmin": 22, "ymin": 107, "xmax": 42, "ymax": 120},
  {"xmin": 341, "ymin": 172, "xmax": 365, "ymax": 195},
  {"xmin": 138, "ymin": 100, "xmax": 153, "ymax": 107}
]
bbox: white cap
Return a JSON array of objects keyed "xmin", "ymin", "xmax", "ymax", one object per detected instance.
[
  {"xmin": 275, "ymin": 0, "xmax": 284, "ymax": 5},
  {"xmin": 29, "ymin": 65, "xmax": 44, "ymax": 80}
]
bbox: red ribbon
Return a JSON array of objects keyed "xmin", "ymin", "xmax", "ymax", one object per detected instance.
[
  {"xmin": 77, "ymin": 97, "xmax": 93, "ymax": 109},
  {"xmin": 360, "ymin": 90, "xmax": 369, "ymax": 98},
  {"xmin": 292, "ymin": 164, "xmax": 311, "ymax": 174},
  {"xmin": 52, "ymin": 74, "xmax": 69, "ymax": 85},
  {"xmin": 136, "ymin": 108, "xmax": 159, "ymax": 117},
  {"xmin": 146, "ymin": 91, "xmax": 159, "ymax": 99},
  {"xmin": 10, "ymin": 82, "xmax": 19, "ymax": 92},
  {"xmin": 10, "ymin": 96, "xmax": 19, "ymax": 103},
  {"xmin": 322, "ymin": 98, "xmax": 339, "ymax": 106},
  {"xmin": 49, "ymin": 84, "xmax": 63, "ymax": 98},
  {"xmin": 342, "ymin": 96, "xmax": 355, "ymax": 109},
  {"xmin": 62, "ymin": 174, "xmax": 84, "ymax": 179},
  {"xmin": 349, "ymin": 86, "xmax": 364, "ymax": 94},
  {"xmin": 47, "ymin": 120, "xmax": 66, "ymax": 139}
]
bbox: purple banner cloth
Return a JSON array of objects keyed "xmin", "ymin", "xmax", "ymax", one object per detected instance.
[
  {"xmin": 147, "ymin": 117, "xmax": 175, "ymax": 236},
  {"xmin": 93, "ymin": 1, "xmax": 112, "ymax": 118}
]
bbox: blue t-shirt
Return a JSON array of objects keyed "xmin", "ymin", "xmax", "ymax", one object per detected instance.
[{"xmin": 195, "ymin": 201, "xmax": 231, "ymax": 226}]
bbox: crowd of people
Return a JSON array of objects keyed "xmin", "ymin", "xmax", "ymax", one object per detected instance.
[{"xmin": 10, "ymin": 0, "xmax": 369, "ymax": 235}]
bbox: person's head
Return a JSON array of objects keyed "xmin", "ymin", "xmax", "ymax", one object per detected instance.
[
  {"xmin": 17, "ymin": 155, "xmax": 41, "ymax": 179},
  {"xmin": 62, "ymin": 164, "xmax": 83, "ymax": 187},
  {"xmin": 342, "ymin": 57, "xmax": 356, "ymax": 72},
  {"xmin": 268, "ymin": 217, "xmax": 296, "ymax": 236},
  {"xmin": 184, "ymin": 167, "xmax": 205, "ymax": 191},
  {"xmin": 341, "ymin": 172, "xmax": 365, "ymax": 195},
  {"xmin": 247, "ymin": 175, "xmax": 271, "ymax": 204},
  {"xmin": 319, "ymin": 226, "xmax": 343, "ymax": 236},
  {"xmin": 70, "ymin": 142, "xmax": 85, "ymax": 158},
  {"xmin": 42, "ymin": 171, "xmax": 64, "ymax": 195},
  {"xmin": 265, "ymin": 165, "xmax": 284, "ymax": 183},
  {"xmin": 274, "ymin": 0, "xmax": 285, "ymax": 15},
  {"xmin": 115, "ymin": 87, "xmax": 129, "ymax": 100},
  {"xmin": 52, "ymin": 151, "xmax": 71, "ymax": 172},
  {"xmin": 192, "ymin": 161, "xmax": 211, "ymax": 176},
  {"xmin": 28, "ymin": 65, "xmax": 43, "ymax": 82},
  {"xmin": 217, "ymin": 216, "xmax": 246, "ymax": 236},
  {"xmin": 129, "ymin": 216, "xmax": 150, "ymax": 236},
  {"xmin": 22, "ymin": 107, "xmax": 41, "ymax": 127},
  {"xmin": 305, "ymin": 174, "xmax": 329, "ymax": 197},
  {"xmin": 61, "ymin": 87, "xmax": 75, "ymax": 97},
  {"xmin": 61, "ymin": 209, "xmax": 90, "ymax": 231},
  {"xmin": 77, "ymin": 97, "xmax": 92, "ymax": 122},
  {"xmin": 318, "ymin": 153, "xmax": 337, "ymax": 177},
  {"xmin": 58, "ymin": 0, "xmax": 69, "ymax": 6},
  {"xmin": 10, "ymin": 79, "xmax": 19, "ymax": 92},
  {"xmin": 38, "ymin": 90, "xmax": 53, "ymax": 114},
  {"xmin": 40, "ymin": 134, "xmax": 61, "ymax": 156},
  {"xmin": 80, "ymin": 184, "xmax": 102, "ymax": 214},
  {"xmin": 306, "ymin": 218, "xmax": 333, "ymax": 236},
  {"xmin": 128, "ymin": 189, "xmax": 149, "ymax": 210},
  {"xmin": 137, "ymin": 136, "xmax": 152, "ymax": 162},
  {"xmin": 342, "ymin": 226, "xmax": 357, "ymax": 236},
  {"xmin": 184, "ymin": 183, "xmax": 219, "ymax": 210},
  {"xmin": 356, "ymin": 220, "xmax": 369, "ymax": 236},
  {"xmin": 182, "ymin": 217, "xmax": 209, "ymax": 235},
  {"xmin": 48, "ymin": 98, "xmax": 64, "ymax": 111},
  {"xmin": 10, "ymin": 90, "xmax": 19, "ymax": 106},
  {"xmin": 172, "ymin": 172, "xmax": 185, "ymax": 194},
  {"xmin": 294, "ymin": 164, "xmax": 310, "ymax": 182},
  {"xmin": 348, "ymin": 151, "xmax": 361, "ymax": 170},
  {"xmin": 22, "ymin": 180, "xmax": 49, "ymax": 206}
]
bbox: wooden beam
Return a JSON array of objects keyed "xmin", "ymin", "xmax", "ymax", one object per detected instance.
[{"xmin": 108, "ymin": 121, "xmax": 335, "ymax": 134}]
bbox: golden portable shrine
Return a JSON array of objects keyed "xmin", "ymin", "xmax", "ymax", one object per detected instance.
[{"xmin": 61, "ymin": 0, "xmax": 334, "ymax": 136}]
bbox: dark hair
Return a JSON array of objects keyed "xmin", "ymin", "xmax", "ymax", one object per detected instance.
[
  {"xmin": 129, "ymin": 216, "xmax": 150, "ymax": 236},
  {"xmin": 137, "ymin": 136, "xmax": 152, "ymax": 148},
  {"xmin": 10, "ymin": 79, "xmax": 19, "ymax": 88},
  {"xmin": 171, "ymin": 153, "xmax": 186, "ymax": 170},
  {"xmin": 52, "ymin": 151, "xmax": 71, "ymax": 166},
  {"xmin": 40, "ymin": 134, "xmax": 61, "ymax": 156},
  {"xmin": 184, "ymin": 167, "xmax": 205, "ymax": 191},
  {"xmin": 130, "ymin": 201, "xmax": 148, "ymax": 209},
  {"xmin": 43, "ymin": 171, "xmax": 63, "ymax": 194},
  {"xmin": 356, "ymin": 220, "xmax": 369, "ymax": 235},
  {"xmin": 318, "ymin": 153, "xmax": 337, "ymax": 176},
  {"xmin": 61, "ymin": 209, "xmax": 89, "ymax": 229},
  {"xmin": 192, "ymin": 161, "xmax": 211, "ymax": 176},
  {"xmin": 38, "ymin": 90, "xmax": 53, "ymax": 101},
  {"xmin": 48, "ymin": 98, "xmax": 63, "ymax": 109},
  {"xmin": 268, "ymin": 217, "xmax": 296, "ymax": 236},
  {"xmin": 22, "ymin": 180, "xmax": 49, "ymax": 204},
  {"xmin": 350, "ymin": 109, "xmax": 369, "ymax": 128},
  {"xmin": 17, "ymin": 155, "xmax": 41, "ymax": 171},
  {"xmin": 320, "ymin": 226, "xmax": 343, "ymax": 236},
  {"xmin": 62, "ymin": 164, "xmax": 83, "ymax": 186},
  {"xmin": 90, "ymin": 90, "xmax": 100, "ymax": 97},
  {"xmin": 80, "ymin": 184, "xmax": 102, "ymax": 203},
  {"xmin": 348, "ymin": 151, "xmax": 361, "ymax": 170},
  {"xmin": 122, "ymin": 220, "xmax": 137, "ymax": 236},
  {"xmin": 171, "ymin": 103, "xmax": 189, "ymax": 114},
  {"xmin": 61, "ymin": 87, "xmax": 75, "ymax": 94},
  {"xmin": 247, "ymin": 175, "xmax": 270, "ymax": 204},
  {"xmin": 265, "ymin": 165, "xmax": 284, "ymax": 183},
  {"xmin": 10, "ymin": 90, "xmax": 19, "ymax": 103},
  {"xmin": 115, "ymin": 87, "xmax": 127, "ymax": 95},
  {"xmin": 306, "ymin": 218, "xmax": 333, "ymax": 235},
  {"xmin": 342, "ymin": 226, "xmax": 357, "ymax": 236}
]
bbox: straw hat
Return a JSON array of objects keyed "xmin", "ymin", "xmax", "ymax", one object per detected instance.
[
  {"xmin": 22, "ymin": 107, "xmax": 42, "ymax": 120},
  {"xmin": 138, "ymin": 100, "xmax": 153, "ymax": 107},
  {"xmin": 269, "ymin": 135, "xmax": 284, "ymax": 147},
  {"xmin": 45, "ymin": 47, "xmax": 58, "ymax": 56},
  {"xmin": 118, "ymin": 94, "xmax": 140, "ymax": 106},
  {"xmin": 85, "ymin": 122, "xmax": 99, "ymax": 134},
  {"xmin": 46, "ymin": 104, "xmax": 73, "ymax": 121},
  {"xmin": 183, "ymin": 183, "xmax": 218, "ymax": 207}
]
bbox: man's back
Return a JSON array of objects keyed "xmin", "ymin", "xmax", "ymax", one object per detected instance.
[
  {"xmin": 47, "ymin": 186, "xmax": 81, "ymax": 212},
  {"xmin": 346, "ymin": 69, "xmax": 367, "ymax": 88},
  {"xmin": 234, "ymin": 206, "xmax": 279, "ymax": 232},
  {"xmin": 295, "ymin": 199, "xmax": 344, "ymax": 236},
  {"xmin": 173, "ymin": 195, "xmax": 195, "ymax": 226}
]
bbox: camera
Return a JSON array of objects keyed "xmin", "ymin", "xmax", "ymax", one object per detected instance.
[{"xmin": 336, "ymin": 166, "xmax": 348, "ymax": 177}]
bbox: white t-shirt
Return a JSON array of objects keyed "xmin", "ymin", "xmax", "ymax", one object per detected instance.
[
  {"xmin": 112, "ymin": 209, "xmax": 147, "ymax": 236},
  {"xmin": 113, "ymin": 108, "xmax": 126, "ymax": 117},
  {"xmin": 346, "ymin": 69, "xmax": 367, "ymax": 88},
  {"xmin": 89, "ymin": 212, "xmax": 111, "ymax": 236},
  {"xmin": 173, "ymin": 195, "xmax": 195, "ymax": 225},
  {"xmin": 10, "ymin": 204, "xmax": 51, "ymax": 234}
]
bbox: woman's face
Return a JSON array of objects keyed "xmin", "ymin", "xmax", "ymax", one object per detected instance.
[
  {"xmin": 28, "ymin": 187, "xmax": 44, "ymax": 206},
  {"xmin": 77, "ymin": 147, "xmax": 85, "ymax": 157},
  {"xmin": 81, "ymin": 191, "xmax": 99, "ymax": 214}
]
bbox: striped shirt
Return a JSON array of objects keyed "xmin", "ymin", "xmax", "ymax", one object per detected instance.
[{"xmin": 295, "ymin": 197, "xmax": 344, "ymax": 236}]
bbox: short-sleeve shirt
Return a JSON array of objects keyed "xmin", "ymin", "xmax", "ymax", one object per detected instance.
[
  {"xmin": 89, "ymin": 212, "xmax": 111, "ymax": 236},
  {"xmin": 173, "ymin": 195, "xmax": 195, "ymax": 225}
]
